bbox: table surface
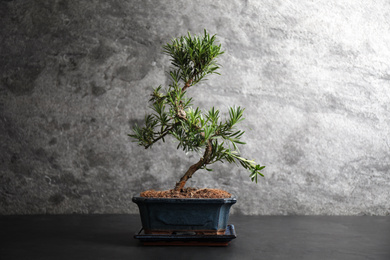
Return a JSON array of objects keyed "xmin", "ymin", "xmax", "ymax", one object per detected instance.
[{"xmin": 1, "ymin": 214, "xmax": 389, "ymax": 260}]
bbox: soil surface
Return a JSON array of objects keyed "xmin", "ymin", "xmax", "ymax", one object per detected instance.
[{"xmin": 140, "ymin": 187, "xmax": 231, "ymax": 198}]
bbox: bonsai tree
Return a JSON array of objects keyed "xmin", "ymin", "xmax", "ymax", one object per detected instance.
[{"xmin": 129, "ymin": 30, "xmax": 265, "ymax": 192}]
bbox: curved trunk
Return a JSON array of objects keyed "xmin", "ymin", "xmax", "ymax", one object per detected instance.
[{"xmin": 174, "ymin": 139, "xmax": 213, "ymax": 191}]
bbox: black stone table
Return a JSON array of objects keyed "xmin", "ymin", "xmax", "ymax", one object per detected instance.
[{"xmin": 1, "ymin": 214, "xmax": 389, "ymax": 259}]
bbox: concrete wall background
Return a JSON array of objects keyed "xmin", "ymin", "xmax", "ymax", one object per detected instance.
[{"xmin": 1, "ymin": 0, "xmax": 389, "ymax": 215}]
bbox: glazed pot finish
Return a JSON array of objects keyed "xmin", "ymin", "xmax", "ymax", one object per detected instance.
[{"xmin": 132, "ymin": 196, "xmax": 236, "ymax": 235}]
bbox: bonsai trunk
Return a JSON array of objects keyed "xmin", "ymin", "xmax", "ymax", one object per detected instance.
[{"xmin": 174, "ymin": 139, "xmax": 212, "ymax": 191}]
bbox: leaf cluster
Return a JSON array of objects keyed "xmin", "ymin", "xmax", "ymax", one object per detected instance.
[{"xmin": 163, "ymin": 29, "xmax": 224, "ymax": 87}]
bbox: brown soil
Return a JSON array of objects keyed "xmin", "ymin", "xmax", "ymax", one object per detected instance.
[{"xmin": 140, "ymin": 187, "xmax": 231, "ymax": 199}]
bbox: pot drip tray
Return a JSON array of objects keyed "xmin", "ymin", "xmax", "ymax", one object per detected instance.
[{"xmin": 134, "ymin": 224, "xmax": 236, "ymax": 246}]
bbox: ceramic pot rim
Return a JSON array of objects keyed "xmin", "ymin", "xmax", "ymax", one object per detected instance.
[{"xmin": 132, "ymin": 195, "xmax": 237, "ymax": 204}]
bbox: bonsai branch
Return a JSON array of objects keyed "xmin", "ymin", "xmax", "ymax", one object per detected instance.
[
  {"xmin": 182, "ymin": 78, "xmax": 193, "ymax": 92},
  {"xmin": 144, "ymin": 126, "xmax": 174, "ymax": 149}
]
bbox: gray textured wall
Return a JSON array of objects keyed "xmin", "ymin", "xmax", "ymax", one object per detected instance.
[{"xmin": 1, "ymin": 0, "xmax": 389, "ymax": 215}]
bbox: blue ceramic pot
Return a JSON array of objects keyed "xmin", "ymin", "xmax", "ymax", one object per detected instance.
[{"xmin": 132, "ymin": 196, "xmax": 236, "ymax": 235}]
